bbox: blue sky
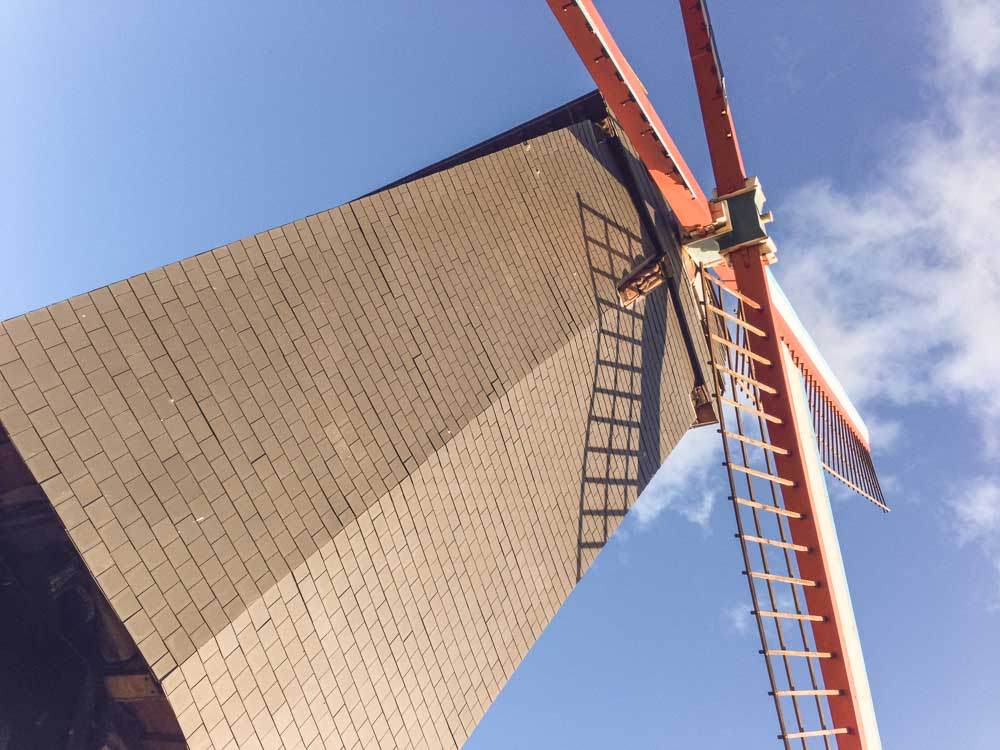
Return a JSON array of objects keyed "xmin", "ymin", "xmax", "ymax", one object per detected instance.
[{"xmin": 3, "ymin": 1, "xmax": 999, "ymax": 748}]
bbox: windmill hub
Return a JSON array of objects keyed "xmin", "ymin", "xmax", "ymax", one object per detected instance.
[{"xmin": 684, "ymin": 176, "xmax": 778, "ymax": 268}]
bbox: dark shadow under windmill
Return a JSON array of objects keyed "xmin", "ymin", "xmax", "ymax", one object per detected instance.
[{"xmin": 574, "ymin": 197, "xmax": 675, "ymax": 579}]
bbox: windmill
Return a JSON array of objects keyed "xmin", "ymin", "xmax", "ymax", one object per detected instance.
[
  {"xmin": 548, "ymin": 2, "xmax": 888, "ymax": 748},
  {"xmin": 0, "ymin": 4, "xmax": 894, "ymax": 747}
]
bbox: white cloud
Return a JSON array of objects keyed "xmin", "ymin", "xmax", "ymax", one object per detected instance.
[
  {"xmin": 723, "ymin": 602, "xmax": 751, "ymax": 635},
  {"xmin": 775, "ymin": 0, "xmax": 1000, "ymax": 600},
  {"xmin": 631, "ymin": 0, "xmax": 1000, "ymax": 603},
  {"xmin": 633, "ymin": 426, "xmax": 721, "ymax": 527},
  {"xmin": 865, "ymin": 415, "xmax": 901, "ymax": 453},
  {"xmin": 778, "ymin": 0, "xmax": 1000, "ymax": 437},
  {"xmin": 951, "ymin": 477, "xmax": 1000, "ymax": 603},
  {"xmin": 953, "ymin": 478, "xmax": 1000, "ymax": 545},
  {"xmin": 938, "ymin": 0, "xmax": 1000, "ymax": 79}
]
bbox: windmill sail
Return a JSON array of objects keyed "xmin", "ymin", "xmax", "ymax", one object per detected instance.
[
  {"xmin": 767, "ymin": 271, "xmax": 888, "ymax": 510},
  {"xmin": 551, "ymin": 1, "xmax": 888, "ymax": 747}
]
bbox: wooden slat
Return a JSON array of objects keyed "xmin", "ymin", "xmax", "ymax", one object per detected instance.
[
  {"xmin": 764, "ymin": 649, "xmax": 832, "ymax": 658},
  {"xmin": 704, "ymin": 272, "xmax": 762, "ymax": 309},
  {"xmin": 735, "ymin": 497, "xmax": 802, "ymax": 519},
  {"xmin": 740, "ymin": 534, "xmax": 808, "ymax": 553},
  {"xmin": 748, "ymin": 571, "xmax": 817, "ymax": 587},
  {"xmin": 705, "ymin": 303, "xmax": 767, "ymax": 336},
  {"xmin": 710, "ymin": 333, "xmax": 771, "ymax": 365},
  {"xmin": 720, "ymin": 396, "xmax": 782, "ymax": 424},
  {"xmin": 722, "ymin": 430, "xmax": 789, "ymax": 455},
  {"xmin": 780, "ymin": 728, "xmax": 849, "ymax": 740},
  {"xmin": 822, "ymin": 461, "xmax": 891, "ymax": 512},
  {"xmin": 713, "ymin": 362, "xmax": 777, "ymax": 394},
  {"xmin": 728, "ymin": 463, "xmax": 795, "ymax": 487},
  {"xmin": 753, "ymin": 610, "xmax": 824, "ymax": 622},
  {"xmin": 772, "ymin": 689, "xmax": 842, "ymax": 697}
]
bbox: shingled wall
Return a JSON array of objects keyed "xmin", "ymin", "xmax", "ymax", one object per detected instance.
[{"xmin": 0, "ymin": 115, "xmax": 709, "ymax": 749}]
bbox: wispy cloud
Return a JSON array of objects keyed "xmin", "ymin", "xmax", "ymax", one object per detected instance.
[
  {"xmin": 633, "ymin": 426, "xmax": 721, "ymax": 527},
  {"xmin": 776, "ymin": 0, "xmax": 1000, "ymax": 597},
  {"xmin": 722, "ymin": 602, "xmax": 751, "ymax": 635},
  {"xmin": 778, "ymin": 0, "xmax": 1000, "ymax": 434},
  {"xmin": 952, "ymin": 476, "xmax": 1000, "ymax": 604},
  {"xmin": 632, "ymin": 0, "xmax": 1000, "ymax": 600},
  {"xmin": 953, "ymin": 478, "xmax": 1000, "ymax": 546}
]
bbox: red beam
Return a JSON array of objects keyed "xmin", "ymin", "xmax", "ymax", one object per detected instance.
[
  {"xmin": 679, "ymin": 0, "xmax": 747, "ymax": 196},
  {"xmin": 548, "ymin": 0, "xmax": 714, "ymax": 231},
  {"xmin": 729, "ymin": 244, "xmax": 879, "ymax": 750},
  {"xmin": 710, "ymin": 264, "xmax": 872, "ymax": 452}
]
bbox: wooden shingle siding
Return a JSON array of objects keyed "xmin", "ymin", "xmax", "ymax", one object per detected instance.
[{"xmin": 0, "ymin": 119, "xmax": 707, "ymax": 749}]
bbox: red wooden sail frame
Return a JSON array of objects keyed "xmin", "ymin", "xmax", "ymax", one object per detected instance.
[{"xmin": 548, "ymin": 2, "xmax": 886, "ymax": 747}]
